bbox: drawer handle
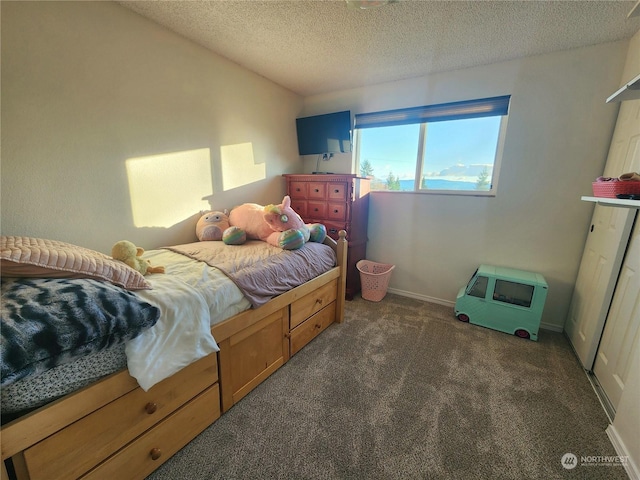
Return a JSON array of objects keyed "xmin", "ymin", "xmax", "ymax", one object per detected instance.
[
  {"xmin": 284, "ymin": 332, "xmax": 291, "ymax": 339},
  {"xmin": 315, "ymin": 298, "xmax": 323, "ymax": 305},
  {"xmin": 314, "ymin": 208, "xmax": 319, "ymax": 212},
  {"xmin": 334, "ymin": 189, "xmax": 340, "ymax": 193},
  {"xmin": 315, "ymin": 324, "xmax": 322, "ymax": 329},
  {"xmin": 150, "ymin": 448, "xmax": 162, "ymax": 461},
  {"xmin": 314, "ymin": 188, "xmax": 319, "ymax": 193},
  {"xmin": 145, "ymin": 402, "xmax": 158, "ymax": 414},
  {"xmin": 333, "ymin": 209, "xmax": 339, "ymax": 213}
]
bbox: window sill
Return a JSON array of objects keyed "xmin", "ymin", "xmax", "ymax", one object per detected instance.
[{"xmin": 372, "ymin": 189, "xmax": 496, "ymax": 197}]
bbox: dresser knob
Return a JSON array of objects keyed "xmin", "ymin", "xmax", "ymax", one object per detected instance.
[
  {"xmin": 150, "ymin": 448, "xmax": 162, "ymax": 460},
  {"xmin": 284, "ymin": 332, "xmax": 291, "ymax": 339},
  {"xmin": 315, "ymin": 324, "xmax": 322, "ymax": 329},
  {"xmin": 314, "ymin": 189, "xmax": 319, "ymax": 192},
  {"xmin": 316, "ymin": 298, "xmax": 323, "ymax": 305},
  {"xmin": 145, "ymin": 402, "xmax": 158, "ymax": 414}
]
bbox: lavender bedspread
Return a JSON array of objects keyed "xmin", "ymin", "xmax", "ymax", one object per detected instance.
[{"xmin": 163, "ymin": 240, "xmax": 337, "ymax": 308}]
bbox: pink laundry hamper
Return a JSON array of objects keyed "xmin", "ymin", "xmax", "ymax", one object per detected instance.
[{"xmin": 356, "ymin": 260, "xmax": 395, "ymax": 302}]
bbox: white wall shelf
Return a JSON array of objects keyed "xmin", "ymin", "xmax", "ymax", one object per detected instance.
[
  {"xmin": 606, "ymin": 72, "xmax": 640, "ymax": 103},
  {"xmin": 582, "ymin": 196, "xmax": 640, "ymax": 209}
]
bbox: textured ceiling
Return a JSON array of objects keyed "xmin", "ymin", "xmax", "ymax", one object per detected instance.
[{"xmin": 118, "ymin": 0, "xmax": 640, "ymax": 96}]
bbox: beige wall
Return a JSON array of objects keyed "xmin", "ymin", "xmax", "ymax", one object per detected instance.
[
  {"xmin": 1, "ymin": 1, "xmax": 303, "ymax": 254},
  {"xmin": 302, "ymin": 41, "xmax": 628, "ymax": 331}
]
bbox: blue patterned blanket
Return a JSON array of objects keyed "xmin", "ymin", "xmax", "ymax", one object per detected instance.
[{"xmin": 1, "ymin": 277, "xmax": 160, "ymax": 386}]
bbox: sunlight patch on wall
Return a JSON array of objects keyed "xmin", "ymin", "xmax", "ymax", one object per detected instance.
[
  {"xmin": 221, "ymin": 143, "xmax": 265, "ymax": 191},
  {"xmin": 126, "ymin": 148, "xmax": 213, "ymax": 228}
]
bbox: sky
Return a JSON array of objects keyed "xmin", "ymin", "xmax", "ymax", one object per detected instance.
[{"xmin": 358, "ymin": 116, "xmax": 502, "ymax": 180}]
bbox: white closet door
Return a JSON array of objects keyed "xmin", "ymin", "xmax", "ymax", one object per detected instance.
[
  {"xmin": 565, "ymin": 207, "xmax": 635, "ymax": 369},
  {"xmin": 566, "ymin": 100, "xmax": 640, "ymax": 370},
  {"xmin": 594, "ymin": 217, "xmax": 640, "ymax": 411}
]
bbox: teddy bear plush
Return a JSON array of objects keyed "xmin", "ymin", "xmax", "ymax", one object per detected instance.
[
  {"xmin": 224, "ymin": 195, "xmax": 326, "ymax": 250},
  {"xmin": 111, "ymin": 240, "xmax": 165, "ymax": 275},
  {"xmin": 196, "ymin": 210, "xmax": 230, "ymax": 241}
]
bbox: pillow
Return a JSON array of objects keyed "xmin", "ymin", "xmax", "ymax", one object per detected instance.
[
  {"xmin": 0, "ymin": 236, "xmax": 151, "ymax": 290},
  {"xmin": 1, "ymin": 277, "xmax": 161, "ymax": 386}
]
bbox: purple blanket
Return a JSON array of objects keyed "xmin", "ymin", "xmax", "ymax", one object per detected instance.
[{"xmin": 163, "ymin": 241, "xmax": 336, "ymax": 308}]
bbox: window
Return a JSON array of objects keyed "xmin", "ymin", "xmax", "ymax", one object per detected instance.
[
  {"xmin": 468, "ymin": 275, "xmax": 488, "ymax": 299},
  {"xmin": 493, "ymin": 280, "xmax": 534, "ymax": 308},
  {"xmin": 354, "ymin": 96, "xmax": 510, "ymax": 195}
]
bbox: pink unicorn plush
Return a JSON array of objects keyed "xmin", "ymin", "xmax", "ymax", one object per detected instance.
[{"xmin": 224, "ymin": 195, "xmax": 326, "ymax": 250}]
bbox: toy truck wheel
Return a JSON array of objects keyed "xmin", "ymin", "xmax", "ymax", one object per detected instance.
[
  {"xmin": 514, "ymin": 329, "xmax": 530, "ymax": 339},
  {"xmin": 457, "ymin": 313, "xmax": 470, "ymax": 323}
]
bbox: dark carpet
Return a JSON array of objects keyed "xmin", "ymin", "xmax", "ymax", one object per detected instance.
[{"xmin": 147, "ymin": 294, "xmax": 627, "ymax": 480}]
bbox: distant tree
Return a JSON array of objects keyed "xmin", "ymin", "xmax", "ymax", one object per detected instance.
[
  {"xmin": 475, "ymin": 167, "xmax": 490, "ymax": 190},
  {"xmin": 360, "ymin": 159, "xmax": 374, "ymax": 178},
  {"xmin": 386, "ymin": 171, "xmax": 401, "ymax": 190}
]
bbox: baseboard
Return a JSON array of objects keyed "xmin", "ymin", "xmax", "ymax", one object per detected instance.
[
  {"xmin": 386, "ymin": 288, "xmax": 455, "ymax": 308},
  {"xmin": 386, "ymin": 288, "xmax": 563, "ymax": 332},
  {"xmin": 606, "ymin": 424, "xmax": 640, "ymax": 480},
  {"xmin": 540, "ymin": 322, "xmax": 563, "ymax": 332},
  {"xmin": 586, "ymin": 372, "xmax": 616, "ymax": 423}
]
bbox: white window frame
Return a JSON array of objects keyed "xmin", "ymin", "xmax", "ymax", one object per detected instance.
[{"xmin": 354, "ymin": 96, "xmax": 511, "ymax": 196}]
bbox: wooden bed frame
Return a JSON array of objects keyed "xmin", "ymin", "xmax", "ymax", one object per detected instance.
[{"xmin": 0, "ymin": 232, "xmax": 348, "ymax": 480}]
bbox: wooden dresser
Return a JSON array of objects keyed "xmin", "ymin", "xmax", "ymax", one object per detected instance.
[{"xmin": 283, "ymin": 174, "xmax": 370, "ymax": 299}]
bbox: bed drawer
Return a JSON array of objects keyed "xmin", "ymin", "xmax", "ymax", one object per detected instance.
[
  {"xmin": 22, "ymin": 354, "xmax": 218, "ymax": 480},
  {"xmin": 81, "ymin": 384, "xmax": 220, "ymax": 480},
  {"xmin": 290, "ymin": 302, "xmax": 335, "ymax": 356},
  {"xmin": 290, "ymin": 278, "xmax": 338, "ymax": 329}
]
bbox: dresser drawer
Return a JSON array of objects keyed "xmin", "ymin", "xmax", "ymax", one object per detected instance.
[
  {"xmin": 290, "ymin": 278, "xmax": 338, "ymax": 329},
  {"xmin": 81, "ymin": 385, "xmax": 220, "ymax": 480},
  {"xmin": 289, "ymin": 181, "xmax": 308, "ymax": 198},
  {"xmin": 23, "ymin": 354, "xmax": 218, "ymax": 480},
  {"xmin": 307, "ymin": 182, "xmax": 327, "ymax": 199},
  {"xmin": 290, "ymin": 303, "xmax": 336, "ymax": 356},
  {"xmin": 325, "ymin": 222, "xmax": 350, "ymax": 240},
  {"xmin": 290, "ymin": 198, "xmax": 307, "ymax": 216},
  {"xmin": 307, "ymin": 201, "xmax": 327, "ymax": 218},
  {"xmin": 326, "ymin": 203, "xmax": 348, "ymax": 221},
  {"xmin": 328, "ymin": 183, "xmax": 348, "ymax": 201}
]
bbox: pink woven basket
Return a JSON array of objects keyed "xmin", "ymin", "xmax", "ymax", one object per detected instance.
[
  {"xmin": 356, "ymin": 260, "xmax": 395, "ymax": 302},
  {"xmin": 592, "ymin": 181, "xmax": 640, "ymax": 198}
]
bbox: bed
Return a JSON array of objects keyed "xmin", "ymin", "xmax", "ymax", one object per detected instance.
[{"xmin": 0, "ymin": 232, "xmax": 347, "ymax": 480}]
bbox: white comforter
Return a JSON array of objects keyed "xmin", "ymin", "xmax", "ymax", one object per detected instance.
[{"xmin": 125, "ymin": 249, "xmax": 251, "ymax": 391}]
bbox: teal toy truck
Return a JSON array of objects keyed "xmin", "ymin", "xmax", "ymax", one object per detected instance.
[{"xmin": 454, "ymin": 265, "xmax": 548, "ymax": 341}]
